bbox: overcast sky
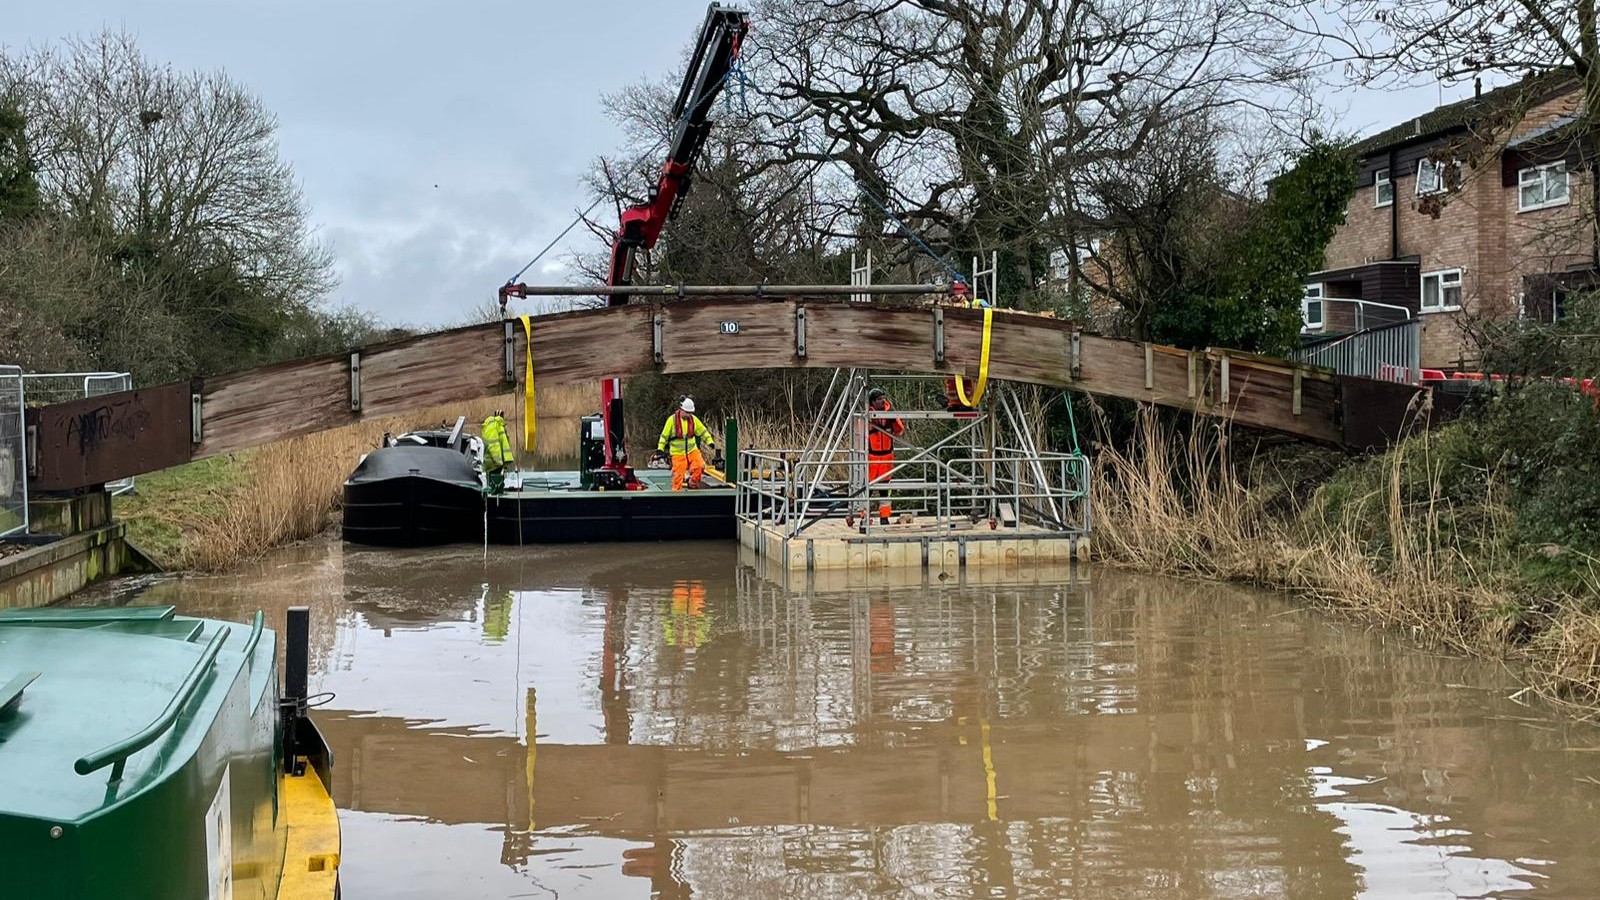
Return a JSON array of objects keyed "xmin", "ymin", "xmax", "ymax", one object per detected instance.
[{"xmin": 6, "ymin": 1, "xmax": 1479, "ymax": 328}]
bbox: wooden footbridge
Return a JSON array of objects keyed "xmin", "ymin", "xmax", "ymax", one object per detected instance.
[{"xmin": 24, "ymin": 293, "xmax": 1426, "ymax": 491}]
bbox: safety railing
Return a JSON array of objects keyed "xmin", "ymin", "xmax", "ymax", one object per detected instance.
[
  {"xmin": 738, "ymin": 447, "xmax": 1091, "ymax": 542},
  {"xmin": 1292, "ymin": 319, "xmax": 1421, "ymax": 384},
  {"xmin": 75, "ymin": 626, "xmax": 230, "ymax": 783},
  {"xmin": 0, "ymin": 365, "xmax": 23, "ymax": 537}
]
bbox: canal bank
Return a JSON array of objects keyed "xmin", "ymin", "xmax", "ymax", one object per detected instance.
[{"xmin": 65, "ymin": 537, "xmax": 1600, "ymax": 898}]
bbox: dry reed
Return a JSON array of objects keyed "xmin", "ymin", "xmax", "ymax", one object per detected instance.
[{"xmin": 1092, "ymin": 406, "xmax": 1600, "ymax": 715}]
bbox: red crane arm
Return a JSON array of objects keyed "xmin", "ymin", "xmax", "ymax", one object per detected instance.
[{"xmin": 605, "ymin": 4, "xmax": 749, "ymax": 305}]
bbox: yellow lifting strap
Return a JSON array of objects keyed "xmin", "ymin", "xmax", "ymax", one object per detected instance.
[
  {"xmin": 954, "ymin": 306, "xmax": 993, "ymax": 407},
  {"xmin": 519, "ymin": 315, "xmax": 537, "ymax": 455}
]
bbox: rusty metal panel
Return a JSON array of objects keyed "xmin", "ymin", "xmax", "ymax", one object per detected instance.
[
  {"xmin": 27, "ymin": 382, "xmax": 194, "ymax": 491},
  {"xmin": 1337, "ymin": 375, "xmax": 1430, "ymax": 450}
]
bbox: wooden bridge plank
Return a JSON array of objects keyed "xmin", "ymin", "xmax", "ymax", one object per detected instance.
[
  {"xmin": 660, "ymin": 300, "xmax": 797, "ymax": 371},
  {"xmin": 199, "ymin": 357, "xmax": 349, "ymax": 457},
  {"xmin": 360, "ymin": 325, "xmax": 505, "ymax": 420},
  {"xmin": 24, "ymin": 297, "xmax": 1419, "ymax": 491}
]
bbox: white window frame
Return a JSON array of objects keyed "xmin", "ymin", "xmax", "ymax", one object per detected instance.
[
  {"xmin": 1302, "ymin": 283, "xmax": 1325, "ymax": 331},
  {"xmin": 1518, "ymin": 161, "xmax": 1569, "ymax": 212},
  {"xmin": 1374, "ymin": 168, "xmax": 1393, "ymax": 207},
  {"xmin": 1420, "ymin": 268, "xmax": 1463, "ymax": 313},
  {"xmin": 1415, "ymin": 158, "xmax": 1457, "ymax": 197}
]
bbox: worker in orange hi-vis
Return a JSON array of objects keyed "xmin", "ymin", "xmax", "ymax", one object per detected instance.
[
  {"xmin": 663, "ymin": 580, "xmax": 708, "ymax": 648},
  {"xmin": 652, "ymin": 397, "xmax": 714, "ymax": 491},
  {"xmin": 866, "ymin": 388, "xmax": 905, "ymax": 524}
]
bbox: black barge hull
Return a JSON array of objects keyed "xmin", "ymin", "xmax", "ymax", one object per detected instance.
[
  {"xmin": 342, "ymin": 445, "xmax": 484, "ymax": 547},
  {"xmin": 485, "ymin": 489, "xmax": 735, "ymax": 543}
]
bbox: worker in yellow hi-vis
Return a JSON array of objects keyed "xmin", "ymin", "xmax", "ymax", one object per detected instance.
[
  {"xmin": 481, "ymin": 411, "xmax": 514, "ymax": 494},
  {"xmin": 652, "ymin": 397, "xmax": 715, "ymax": 491}
]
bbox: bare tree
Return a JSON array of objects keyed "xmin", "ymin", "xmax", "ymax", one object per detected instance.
[
  {"xmin": 0, "ymin": 31, "xmax": 335, "ymax": 377},
  {"xmin": 738, "ymin": 0, "xmax": 1323, "ymax": 305}
]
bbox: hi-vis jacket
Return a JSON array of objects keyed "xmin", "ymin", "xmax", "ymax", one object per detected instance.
[
  {"xmin": 482, "ymin": 415, "xmax": 513, "ymax": 471},
  {"xmin": 657, "ymin": 411, "xmax": 713, "ymax": 456}
]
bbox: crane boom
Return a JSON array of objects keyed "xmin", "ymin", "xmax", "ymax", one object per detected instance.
[{"xmin": 607, "ymin": 4, "xmax": 749, "ymax": 304}]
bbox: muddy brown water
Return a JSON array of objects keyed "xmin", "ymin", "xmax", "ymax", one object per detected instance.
[{"xmin": 82, "ymin": 537, "xmax": 1600, "ymax": 898}]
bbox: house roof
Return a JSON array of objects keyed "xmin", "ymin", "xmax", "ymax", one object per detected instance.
[{"xmin": 1349, "ymin": 71, "xmax": 1578, "ymax": 159}]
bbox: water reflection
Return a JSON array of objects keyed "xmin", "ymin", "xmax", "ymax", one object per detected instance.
[{"xmin": 86, "ymin": 538, "xmax": 1600, "ymax": 898}]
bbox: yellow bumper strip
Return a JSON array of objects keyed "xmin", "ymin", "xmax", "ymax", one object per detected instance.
[{"xmin": 277, "ymin": 760, "xmax": 341, "ymax": 900}]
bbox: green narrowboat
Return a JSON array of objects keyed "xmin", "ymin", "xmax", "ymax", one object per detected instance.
[{"xmin": 0, "ymin": 605, "xmax": 340, "ymax": 899}]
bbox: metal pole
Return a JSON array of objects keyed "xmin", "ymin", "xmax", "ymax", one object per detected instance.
[{"xmin": 283, "ymin": 606, "xmax": 310, "ymax": 773}]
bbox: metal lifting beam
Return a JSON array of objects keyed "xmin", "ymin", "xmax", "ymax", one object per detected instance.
[{"xmin": 499, "ymin": 282, "xmax": 956, "ymax": 298}]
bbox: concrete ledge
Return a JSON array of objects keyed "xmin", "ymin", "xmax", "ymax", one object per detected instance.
[
  {"xmin": 27, "ymin": 491, "xmax": 113, "ymax": 536},
  {"xmin": 741, "ymin": 518, "xmax": 1092, "ymax": 574},
  {"xmin": 0, "ymin": 524, "xmax": 132, "ymax": 610}
]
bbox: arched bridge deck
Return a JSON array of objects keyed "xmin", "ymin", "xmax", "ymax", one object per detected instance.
[{"xmin": 25, "ymin": 298, "xmax": 1424, "ymax": 491}]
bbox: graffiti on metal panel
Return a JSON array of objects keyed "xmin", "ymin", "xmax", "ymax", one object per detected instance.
[{"xmin": 66, "ymin": 401, "xmax": 151, "ymax": 452}]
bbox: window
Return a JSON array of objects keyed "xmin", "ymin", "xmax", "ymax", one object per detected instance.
[
  {"xmin": 1518, "ymin": 161, "xmax": 1569, "ymax": 211},
  {"xmin": 1375, "ymin": 168, "xmax": 1393, "ymax": 207},
  {"xmin": 1416, "ymin": 158, "xmax": 1457, "ymax": 196},
  {"xmin": 1420, "ymin": 269, "xmax": 1462, "ymax": 312},
  {"xmin": 1302, "ymin": 284, "xmax": 1325, "ymax": 330}
]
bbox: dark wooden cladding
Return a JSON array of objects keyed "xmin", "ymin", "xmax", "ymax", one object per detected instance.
[
  {"xmin": 1336, "ymin": 375, "xmax": 1435, "ymax": 450},
  {"xmin": 27, "ymin": 297, "xmax": 1423, "ymax": 490},
  {"xmin": 27, "ymin": 382, "xmax": 194, "ymax": 491}
]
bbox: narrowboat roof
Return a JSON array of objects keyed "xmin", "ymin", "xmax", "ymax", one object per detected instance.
[{"xmin": 0, "ymin": 606, "xmax": 271, "ymax": 825}]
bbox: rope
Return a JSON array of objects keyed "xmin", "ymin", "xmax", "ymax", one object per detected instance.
[
  {"xmin": 1062, "ymin": 389, "xmax": 1083, "ymax": 457},
  {"xmin": 853, "ymin": 180, "xmax": 968, "ymax": 285},
  {"xmin": 520, "ymin": 315, "xmax": 537, "ymax": 454},
  {"xmin": 954, "ymin": 307, "xmax": 993, "ymax": 407}
]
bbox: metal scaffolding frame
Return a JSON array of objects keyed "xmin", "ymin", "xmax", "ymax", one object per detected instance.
[{"xmin": 738, "ymin": 369, "xmax": 1091, "ymax": 543}]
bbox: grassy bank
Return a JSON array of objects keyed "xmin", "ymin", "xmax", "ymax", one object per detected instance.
[
  {"xmin": 1091, "ymin": 405, "xmax": 1600, "ymax": 716},
  {"xmin": 118, "ymin": 382, "xmax": 595, "ymax": 571}
]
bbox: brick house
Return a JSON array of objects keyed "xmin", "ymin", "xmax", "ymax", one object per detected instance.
[{"xmin": 1308, "ymin": 73, "xmax": 1595, "ymax": 368}]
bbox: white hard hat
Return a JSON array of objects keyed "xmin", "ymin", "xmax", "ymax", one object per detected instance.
[{"xmin": 681, "ymin": 397, "xmax": 696, "ymax": 413}]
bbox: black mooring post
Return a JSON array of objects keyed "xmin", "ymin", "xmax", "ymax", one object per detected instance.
[
  {"xmin": 286, "ymin": 606, "xmax": 309, "ymax": 703},
  {"xmin": 282, "ymin": 605, "xmax": 310, "ymax": 774}
]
